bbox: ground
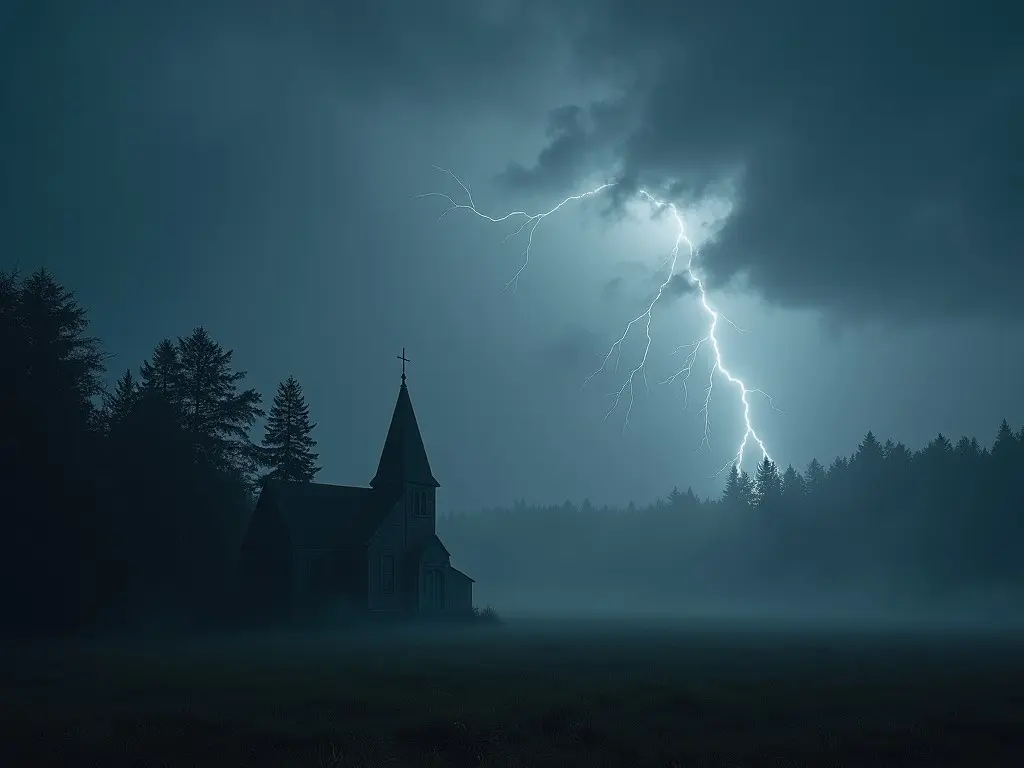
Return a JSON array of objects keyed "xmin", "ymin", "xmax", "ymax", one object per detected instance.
[{"xmin": 5, "ymin": 619, "xmax": 1024, "ymax": 767}]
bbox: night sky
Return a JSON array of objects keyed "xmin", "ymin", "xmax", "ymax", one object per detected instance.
[{"xmin": 4, "ymin": 0, "xmax": 1022, "ymax": 511}]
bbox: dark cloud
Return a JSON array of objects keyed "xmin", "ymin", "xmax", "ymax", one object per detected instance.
[
  {"xmin": 0, "ymin": 0, "xmax": 569, "ymax": 131},
  {"xmin": 501, "ymin": 0, "xmax": 1024, "ymax": 322},
  {"xmin": 498, "ymin": 98, "xmax": 638, "ymax": 192},
  {"xmin": 665, "ymin": 273, "xmax": 696, "ymax": 300},
  {"xmin": 602, "ymin": 276, "xmax": 625, "ymax": 301},
  {"xmin": 538, "ymin": 326, "xmax": 606, "ymax": 371},
  {"xmin": 499, "ymin": 105, "xmax": 592, "ymax": 190}
]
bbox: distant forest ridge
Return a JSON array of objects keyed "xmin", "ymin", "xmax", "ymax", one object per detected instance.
[
  {"xmin": 447, "ymin": 423, "xmax": 1023, "ymax": 514},
  {"xmin": 440, "ymin": 417, "xmax": 1024, "ymax": 609}
]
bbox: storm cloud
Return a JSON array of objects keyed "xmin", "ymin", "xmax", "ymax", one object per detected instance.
[
  {"xmin": 500, "ymin": 0, "xmax": 1023, "ymax": 322},
  {"xmin": 5, "ymin": 0, "xmax": 1023, "ymax": 511}
]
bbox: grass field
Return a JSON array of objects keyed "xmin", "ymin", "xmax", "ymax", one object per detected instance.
[{"xmin": 5, "ymin": 618, "xmax": 1024, "ymax": 767}]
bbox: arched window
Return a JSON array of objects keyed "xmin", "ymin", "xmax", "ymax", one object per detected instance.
[{"xmin": 412, "ymin": 490, "xmax": 430, "ymax": 517}]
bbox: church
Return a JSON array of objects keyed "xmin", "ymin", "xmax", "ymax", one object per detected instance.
[{"xmin": 239, "ymin": 357, "xmax": 474, "ymax": 621}]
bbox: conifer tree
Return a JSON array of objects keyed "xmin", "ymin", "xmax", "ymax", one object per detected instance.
[
  {"xmin": 853, "ymin": 430, "xmax": 884, "ymax": 471},
  {"xmin": 992, "ymin": 419, "xmax": 1016, "ymax": 461},
  {"xmin": 103, "ymin": 369, "xmax": 140, "ymax": 431},
  {"xmin": 260, "ymin": 375, "xmax": 321, "ymax": 483},
  {"xmin": 667, "ymin": 486, "xmax": 684, "ymax": 508},
  {"xmin": 139, "ymin": 339, "xmax": 182, "ymax": 404},
  {"xmin": 738, "ymin": 470, "xmax": 756, "ymax": 507},
  {"xmin": 804, "ymin": 458, "xmax": 827, "ymax": 496},
  {"xmin": 781, "ymin": 464, "xmax": 806, "ymax": 505},
  {"xmin": 722, "ymin": 465, "xmax": 743, "ymax": 506},
  {"xmin": 754, "ymin": 457, "xmax": 782, "ymax": 508},
  {"xmin": 175, "ymin": 326, "xmax": 263, "ymax": 476},
  {"xmin": 14, "ymin": 268, "xmax": 105, "ymax": 416},
  {"xmin": 0, "ymin": 268, "xmax": 105, "ymax": 628}
]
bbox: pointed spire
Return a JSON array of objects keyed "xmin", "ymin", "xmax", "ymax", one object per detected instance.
[{"xmin": 370, "ymin": 361, "xmax": 439, "ymax": 488}]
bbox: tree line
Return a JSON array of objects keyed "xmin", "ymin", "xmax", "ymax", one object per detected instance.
[
  {"xmin": 439, "ymin": 425, "xmax": 1024, "ymax": 610},
  {"xmin": 2, "ymin": 268, "xmax": 320, "ymax": 632},
  {"xmin": 5, "ymin": 266, "xmax": 1023, "ymax": 630}
]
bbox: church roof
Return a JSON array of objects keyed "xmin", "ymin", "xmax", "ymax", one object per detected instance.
[
  {"xmin": 261, "ymin": 480, "xmax": 401, "ymax": 548},
  {"xmin": 404, "ymin": 532, "xmax": 451, "ymax": 562},
  {"xmin": 448, "ymin": 566, "xmax": 475, "ymax": 584},
  {"xmin": 370, "ymin": 380, "xmax": 440, "ymax": 489}
]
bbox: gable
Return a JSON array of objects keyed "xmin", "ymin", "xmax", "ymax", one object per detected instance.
[
  {"xmin": 242, "ymin": 493, "xmax": 292, "ymax": 554},
  {"xmin": 404, "ymin": 533, "xmax": 451, "ymax": 566}
]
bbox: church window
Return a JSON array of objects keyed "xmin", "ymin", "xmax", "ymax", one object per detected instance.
[
  {"xmin": 412, "ymin": 490, "xmax": 430, "ymax": 517},
  {"xmin": 381, "ymin": 554, "xmax": 395, "ymax": 594}
]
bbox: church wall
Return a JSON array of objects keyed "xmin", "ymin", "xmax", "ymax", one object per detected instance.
[
  {"xmin": 239, "ymin": 497, "xmax": 293, "ymax": 621},
  {"xmin": 366, "ymin": 496, "xmax": 406, "ymax": 611},
  {"xmin": 447, "ymin": 569, "xmax": 474, "ymax": 614},
  {"xmin": 290, "ymin": 546, "xmax": 363, "ymax": 619},
  {"xmin": 416, "ymin": 538, "xmax": 451, "ymax": 611}
]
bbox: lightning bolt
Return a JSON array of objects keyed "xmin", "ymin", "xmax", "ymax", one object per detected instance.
[{"xmin": 417, "ymin": 167, "xmax": 777, "ymax": 474}]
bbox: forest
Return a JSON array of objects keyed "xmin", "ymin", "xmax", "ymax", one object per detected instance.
[{"xmin": 3, "ymin": 266, "xmax": 1023, "ymax": 633}]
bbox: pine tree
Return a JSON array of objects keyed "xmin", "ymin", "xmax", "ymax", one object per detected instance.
[
  {"xmin": 14, "ymin": 267, "xmax": 105, "ymax": 416},
  {"xmin": 853, "ymin": 430, "xmax": 884, "ymax": 472},
  {"xmin": 103, "ymin": 369, "xmax": 140, "ymax": 431},
  {"xmin": 781, "ymin": 464, "xmax": 806, "ymax": 505},
  {"xmin": 828, "ymin": 456, "xmax": 849, "ymax": 478},
  {"xmin": 175, "ymin": 327, "xmax": 263, "ymax": 476},
  {"xmin": 804, "ymin": 458, "xmax": 827, "ymax": 496},
  {"xmin": 992, "ymin": 419, "xmax": 1016, "ymax": 461},
  {"xmin": 738, "ymin": 470, "xmax": 755, "ymax": 507},
  {"xmin": 1, "ymin": 268, "xmax": 105, "ymax": 628},
  {"xmin": 754, "ymin": 457, "xmax": 782, "ymax": 508},
  {"xmin": 884, "ymin": 441, "xmax": 913, "ymax": 472},
  {"xmin": 139, "ymin": 339, "xmax": 182, "ymax": 404},
  {"xmin": 722, "ymin": 464, "xmax": 743, "ymax": 505},
  {"xmin": 922, "ymin": 433, "xmax": 953, "ymax": 464},
  {"xmin": 260, "ymin": 376, "xmax": 321, "ymax": 483},
  {"xmin": 667, "ymin": 486, "xmax": 684, "ymax": 508}
]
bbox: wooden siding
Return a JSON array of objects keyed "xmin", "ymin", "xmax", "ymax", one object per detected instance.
[
  {"xmin": 367, "ymin": 495, "xmax": 405, "ymax": 611},
  {"xmin": 447, "ymin": 568, "xmax": 474, "ymax": 614}
]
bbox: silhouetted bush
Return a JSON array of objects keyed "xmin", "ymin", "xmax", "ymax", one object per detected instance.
[{"xmin": 472, "ymin": 605, "xmax": 503, "ymax": 625}]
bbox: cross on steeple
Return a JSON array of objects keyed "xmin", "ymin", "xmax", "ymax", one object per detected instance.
[{"xmin": 397, "ymin": 347, "xmax": 411, "ymax": 383}]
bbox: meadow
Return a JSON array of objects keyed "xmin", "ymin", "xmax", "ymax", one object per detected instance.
[{"xmin": 5, "ymin": 618, "xmax": 1024, "ymax": 767}]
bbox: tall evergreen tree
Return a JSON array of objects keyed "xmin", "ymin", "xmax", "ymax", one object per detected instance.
[
  {"xmin": 781, "ymin": 464, "xmax": 806, "ymax": 506},
  {"xmin": 992, "ymin": 419, "xmax": 1016, "ymax": 461},
  {"xmin": 260, "ymin": 375, "xmax": 321, "ymax": 483},
  {"xmin": 754, "ymin": 457, "xmax": 782, "ymax": 508},
  {"xmin": 667, "ymin": 486, "xmax": 684, "ymax": 509},
  {"xmin": 14, "ymin": 267, "xmax": 105, "ymax": 417},
  {"xmin": 139, "ymin": 339, "xmax": 182, "ymax": 404},
  {"xmin": 804, "ymin": 458, "xmax": 827, "ymax": 496},
  {"xmin": 853, "ymin": 430, "xmax": 884, "ymax": 472},
  {"xmin": 955, "ymin": 435, "xmax": 977, "ymax": 458},
  {"xmin": 1, "ymin": 268, "xmax": 105, "ymax": 629},
  {"xmin": 738, "ymin": 469, "xmax": 756, "ymax": 507},
  {"xmin": 175, "ymin": 327, "xmax": 263, "ymax": 477},
  {"xmin": 102, "ymin": 369, "xmax": 140, "ymax": 432},
  {"xmin": 722, "ymin": 465, "xmax": 744, "ymax": 506}
]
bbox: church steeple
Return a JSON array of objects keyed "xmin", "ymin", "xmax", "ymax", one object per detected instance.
[{"xmin": 369, "ymin": 350, "xmax": 440, "ymax": 489}]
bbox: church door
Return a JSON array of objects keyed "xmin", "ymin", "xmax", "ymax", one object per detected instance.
[{"xmin": 425, "ymin": 568, "xmax": 446, "ymax": 611}]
